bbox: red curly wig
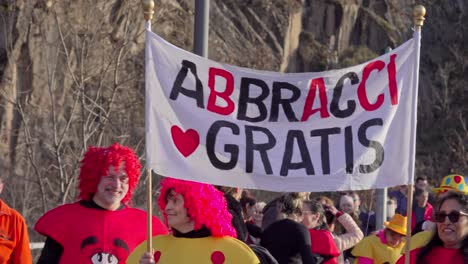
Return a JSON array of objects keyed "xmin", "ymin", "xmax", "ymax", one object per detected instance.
[
  {"xmin": 78, "ymin": 143, "xmax": 141, "ymax": 205},
  {"xmin": 158, "ymin": 177, "xmax": 237, "ymax": 238}
]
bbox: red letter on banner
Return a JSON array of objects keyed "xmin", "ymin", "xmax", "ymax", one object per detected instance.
[
  {"xmin": 301, "ymin": 78, "xmax": 330, "ymax": 121},
  {"xmin": 357, "ymin": 60, "xmax": 385, "ymax": 111},
  {"xmin": 387, "ymin": 54, "xmax": 398, "ymax": 105},
  {"xmin": 207, "ymin": 67, "xmax": 235, "ymax": 115}
]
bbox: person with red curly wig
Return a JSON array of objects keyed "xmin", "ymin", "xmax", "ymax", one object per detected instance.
[
  {"xmin": 35, "ymin": 143, "xmax": 168, "ymax": 264},
  {"xmin": 128, "ymin": 177, "xmax": 260, "ymax": 264}
]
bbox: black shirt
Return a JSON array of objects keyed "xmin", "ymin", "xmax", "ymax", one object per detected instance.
[
  {"xmin": 172, "ymin": 225, "xmax": 211, "ymax": 238},
  {"xmin": 224, "ymin": 194, "xmax": 248, "ymax": 242},
  {"xmin": 261, "ymin": 218, "xmax": 318, "ymax": 264}
]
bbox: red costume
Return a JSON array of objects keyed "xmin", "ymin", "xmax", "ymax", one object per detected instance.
[
  {"xmin": 396, "ymin": 247, "xmax": 464, "ymax": 264},
  {"xmin": 35, "ymin": 143, "xmax": 168, "ymax": 263},
  {"xmin": 35, "ymin": 202, "xmax": 168, "ymax": 264},
  {"xmin": 309, "ymin": 229, "xmax": 340, "ymax": 264}
]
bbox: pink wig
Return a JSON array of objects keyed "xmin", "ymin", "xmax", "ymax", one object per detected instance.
[
  {"xmin": 78, "ymin": 143, "xmax": 141, "ymax": 205},
  {"xmin": 158, "ymin": 177, "xmax": 237, "ymax": 238}
]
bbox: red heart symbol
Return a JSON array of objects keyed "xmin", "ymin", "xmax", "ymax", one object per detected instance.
[
  {"xmin": 171, "ymin": 126, "xmax": 200, "ymax": 157},
  {"xmin": 153, "ymin": 251, "xmax": 161, "ymax": 263}
]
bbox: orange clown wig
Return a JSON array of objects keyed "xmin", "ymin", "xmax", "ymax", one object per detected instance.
[
  {"xmin": 78, "ymin": 143, "xmax": 141, "ymax": 205},
  {"xmin": 158, "ymin": 177, "xmax": 237, "ymax": 238}
]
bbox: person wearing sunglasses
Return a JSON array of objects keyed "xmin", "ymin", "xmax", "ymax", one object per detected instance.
[
  {"xmin": 405, "ymin": 174, "xmax": 468, "ymax": 251},
  {"xmin": 396, "ymin": 191, "xmax": 468, "ymax": 264}
]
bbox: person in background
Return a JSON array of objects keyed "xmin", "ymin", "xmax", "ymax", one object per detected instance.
[
  {"xmin": 389, "ymin": 185, "xmax": 409, "ymax": 215},
  {"xmin": 316, "ymin": 196, "xmax": 363, "ymax": 264},
  {"xmin": 386, "ymin": 196, "xmax": 398, "ymax": 221},
  {"xmin": 352, "ymin": 192, "xmax": 375, "ymax": 236},
  {"xmin": 35, "ymin": 143, "xmax": 168, "ymax": 263},
  {"xmin": 415, "ymin": 175, "xmax": 435, "ymax": 205},
  {"xmin": 302, "ymin": 200, "xmax": 340, "ymax": 263},
  {"xmin": 411, "ymin": 187, "xmax": 433, "ymax": 234},
  {"xmin": 0, "ymin": 175, "xmax": 32, "ymax": 263},
  {"xmin": 339, "ymin": 195, "xmax": 355, "ymax": 216},
  {"xmin": 240, "ymin": 191, "xmax": 263, "ymax": 244},
  {"xmin": 241, "ymin": 191, "xmax": 257, "ymax": 223},
  {"xmin": 253, "ymin": 201, "xmax": 266, "ymax": 227},
  {"xmin": 415, "ymin": 176, "xmax": 429, "ymax": 190},
  {"xmin": 261, "ymin": 193, "xmax": 320, "ymax": 264},
  {"xmin": 261, "ymin": 192, "xmax": 309, "ymax": 231},
  {"xmin": 351, "ymin": 214, "xmax": 407, "ymax": 264},
  {"xmin": 337, "ymin": 194, "xmax": 362, "ymax": 262},
  {"xmin": 396, "ymin": 192, "xmax": 467, "ymax": 264},
  {"xmin": 131, "ymin": 177, "xmax": 259, "ymax": 264},
  {"xmin": 317, "ymin": 196, "xmax": 334, "ymax": 208},
  {"xmin": 217, "ymin": 186, "xmax": 249, "ymax": 242}
]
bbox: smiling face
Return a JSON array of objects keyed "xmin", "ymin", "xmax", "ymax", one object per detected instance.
[
  {"xmin": 92, "ymin": 164, "xmax": 129, "ymax": 211},
  {"xmin": 165, "ymin": 190, "xmax": 194, "ymax": 233},
  {"xmin": 437, "ymin": 198, "xmax": 468, "ymax": 249},
  {"xmin": 339, "ymin": 195, "xmax": 354, "ymax": 214}
]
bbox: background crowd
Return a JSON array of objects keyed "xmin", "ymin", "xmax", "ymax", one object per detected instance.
[{"xmin": 0, "ymin": 143, "xmax": 466, "ymax": 264}]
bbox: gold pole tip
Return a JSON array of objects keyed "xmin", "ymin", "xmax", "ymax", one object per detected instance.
[
  {"xmin": 141, "ymin": 0, "xmax": 155, "ymax": 21},
  {"xmin": 413, "ymin": 5, "xmax": 426, "ymax": 17},
  {"xmin": 413, "ymin": 5, "xmax": 426, "ymax": 27}
]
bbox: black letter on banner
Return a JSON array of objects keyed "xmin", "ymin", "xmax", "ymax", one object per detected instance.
[
  {"xmin": 344, "ymin": 126, "xmax": 354, "ymax": 173},
  {"xmin": 330, "ymin": 72, "xmax": 359, "ymax": 118},
  {"xmin": 270, "ymin": 82, "xmax": 300, "ymax": 122},
  {"xmin": 245, "ymin": 125, "xmax": 276, "ymax": 174},
  {"xmin": 310, "ymin": 128, "xmax": 341, "ymax": 174},
  {"xmin": 170, "ymin": 60, "xmax": 205, "ymax": 108},
  {"xmin": 358, "ymin": 118, "xmax": 384, "ymax": 173},
  {"xmin": 280, "ymin": 130, "xmax": 314, "ymax": 176},
  {"xmin": 237, "ymin": 78, "xmax": 269, "ymax": 122},
  {"xmin": 206, "ymin": 120, "xmax": 239, "ymax": 170}
]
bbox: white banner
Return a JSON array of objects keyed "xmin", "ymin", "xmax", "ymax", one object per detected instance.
[{"xmin": 145, "ymin": 30, "xmax": 417, "ymax": 192}]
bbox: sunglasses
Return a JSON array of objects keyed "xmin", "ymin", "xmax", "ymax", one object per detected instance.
[{"xmin": 434, "ymin": 211, "xmax": 468, "ymax": 223}]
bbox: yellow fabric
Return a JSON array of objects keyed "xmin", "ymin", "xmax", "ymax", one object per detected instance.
[
  {"xmin": 407, "ymin": 231, "xmax": 433, "ymax": 251},
  {"xmin": 352, "ymin": 234, "xmax": 405, "ymax": 264},
  {"xmin": 127, "ymin": 235, "xmax": 259, "ymax": 264}
]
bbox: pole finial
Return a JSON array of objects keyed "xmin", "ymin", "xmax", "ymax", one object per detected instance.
[
  {"xmin": 142, "ymin": 0, "xmax": 155, "ymax": 21},
  {"xmin": 413, "ymin": 5, "xmax": 426, "ymax": 27}
]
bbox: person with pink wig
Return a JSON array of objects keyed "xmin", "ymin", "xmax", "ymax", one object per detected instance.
[
  {"xmin": 35, "ymin": 143, "xmax": 168, "ymax": 264},
  {"xmin": 128, "ymin": 177, "xmax": 260, "ymax": 264}
]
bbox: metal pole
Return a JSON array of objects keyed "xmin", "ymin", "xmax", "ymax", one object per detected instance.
[
  {"xmin": 375, "ymin": 188, "xmax": 387, "ymax": 228},
  {"xmin": 194, "ymin": 0, "xmax": 210, "ymax": 57}
]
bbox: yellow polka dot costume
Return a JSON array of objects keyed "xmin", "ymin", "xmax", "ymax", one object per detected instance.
[{"xmin": 127, "ymin": 178, "xmax": 259, "ymax": 264}]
